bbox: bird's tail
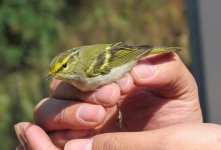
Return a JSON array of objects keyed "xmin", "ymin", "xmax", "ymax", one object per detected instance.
[
  {"xmin": 148, "ymin": 46, "xmax": 181, "ymax": 54},
  {"xmin": 124, "ymin": 44, "xmax": 181, "ymax": 54}
]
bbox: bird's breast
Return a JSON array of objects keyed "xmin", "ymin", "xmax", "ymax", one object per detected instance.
[{"xmin": 69, "ymin": 61, "xmax": 137, "ymax": 92}]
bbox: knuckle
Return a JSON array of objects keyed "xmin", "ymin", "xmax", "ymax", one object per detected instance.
[{"xmin": 54, "ymin": 106, "xmax": 67, "ymax": 125}]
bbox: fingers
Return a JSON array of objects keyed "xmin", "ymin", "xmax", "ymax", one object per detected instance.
[
  {"xmin": 78, "ymin": 83, "xmax": 121, "ymax": 107},
  {"xmin": 65, "ymin": 130, "xmax": 157, "ymax": 150},
  {"xmin": 131, "ymin": 53, "xmax": 198, "ymax": 98},
  {"xmin": 14, "ymin": 122, "xmax": 58, "ymax": 150},
  {"xmin": 50, "ymin": 79, "xmax": 121, "ymax": 107},
  {"xmin": 15, "ymin": 122, "xmax": 221, "ymax": 150},
  {"xmin": 14, "ymin": 122, "xmax": 94, "ymax": 149},
  {"xmin": 34, "ymin": 98, "xmax": 106, "ymax": 131},
  {"xmin": 64, "ymin": 123, "xmax": 221, "ymax": 150},
  {"xmin": 50, "ymin": 74, "xmax": 134, "ymax": 107},
  {"xmin": 49, "ymin": 129, "xmax": 94, "ymax": 148}
]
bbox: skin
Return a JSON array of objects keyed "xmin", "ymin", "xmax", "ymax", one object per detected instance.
[{"xmin": 14, "ymin": 53, "xmax": 221, "ymax": 149}]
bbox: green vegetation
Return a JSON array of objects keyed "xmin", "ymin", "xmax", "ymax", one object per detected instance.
[{"xmin": 0, "ymin": 0, "xmax": 189, "ymax": 149}]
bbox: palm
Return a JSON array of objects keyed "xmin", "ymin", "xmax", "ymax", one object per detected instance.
[{"xmin": 95, "ymin": 85, "xmax": 201, "ymax": 134}]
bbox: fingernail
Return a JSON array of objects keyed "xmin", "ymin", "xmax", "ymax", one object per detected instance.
[
  {"xmin": 14, "ymin": 124, "xmax": 29, "ymax": 150},
  {"xmin": 76, "ymin": 104, "xmax": 105, "ymax": 123},
  {"xmin": 65, "ymin": 139, "xmax": 93, "ymax": 150},
  {"xmin": 93, "ymin": 83, "xmax": 119, "ymax": 105},
  {"xmin": 133, "ymin": 62, "xmax": 155, "ymax": 80}
]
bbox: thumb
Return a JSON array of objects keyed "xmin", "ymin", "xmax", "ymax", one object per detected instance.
[
  {"xmin": 64, "ymin": 124, "xmax": 221, "ymax": 150},
  {"xmin": 64, "ymin": 131, "xmax": 157, "ymax": 150},
  {"xmin": 131, "ymin": 52, "xmax": 197, "ymax": 98},
  {"xmin": 93, "ymin": 132, "xmax": 157, "ymax": 150}
]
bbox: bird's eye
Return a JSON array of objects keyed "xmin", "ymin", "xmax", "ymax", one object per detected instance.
[{"xmin": 62, "ymin": 63, "xmax": 67, "ymax": 68}]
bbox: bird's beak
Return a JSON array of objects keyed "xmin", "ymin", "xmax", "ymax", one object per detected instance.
[{"xmin": 45, "ymin": 73, "xmax": 56, "ymax": 81}]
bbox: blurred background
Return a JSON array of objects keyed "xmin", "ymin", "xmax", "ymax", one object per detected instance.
[{"xmin": 0, "ymin": 0, "xmax": 220, "ymax": 149}]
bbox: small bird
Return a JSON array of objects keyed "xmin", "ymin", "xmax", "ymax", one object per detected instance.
[
  {"xmin": 46, "ymin": 42, "xmax": 180, "ymax": 127},
  {"xmin": 47, "ymin": 42, "xmax": 180, "ymax": 91}
]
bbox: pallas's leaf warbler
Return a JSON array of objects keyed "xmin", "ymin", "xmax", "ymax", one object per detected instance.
[
  {"xmin": 47, "ymin": 42, "xmax": 180, "ymax": 91},
  {"xmin": 47, "ymin": 42, "xmax": 180, "ymax": 127}
]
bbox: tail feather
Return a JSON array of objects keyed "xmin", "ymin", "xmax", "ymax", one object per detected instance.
[
  {"xmin": 122, "ymin": 44, "xmax": 181, "ymax": 54},
  {"xmin": 149, "ymin": 46, "xmax": 181, "ymax": 54},
  {"xmin": 124, "ymin": 45, "xmax": 153, "ymax": 50}
]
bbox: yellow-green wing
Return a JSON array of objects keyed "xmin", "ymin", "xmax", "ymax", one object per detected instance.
[
  {"xmin": 85, "ymin": 42, "xmax": 181, "ymax": 77},
  {"xmin": 85, "ymin": 43, "xmax": 153, "ymax": 77},
  {"xmin": 108, "ymin": 44, "xmax": 153, "ymax": 68}
]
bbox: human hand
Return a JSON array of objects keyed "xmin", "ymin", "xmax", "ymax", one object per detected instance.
[
  {"xmin": 15, "ymin": 122, "xmax": 221, "ymax": 149},
  {"xmin": 15, "ymin": 53, "xmax": 203, "ymax": 148}
]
